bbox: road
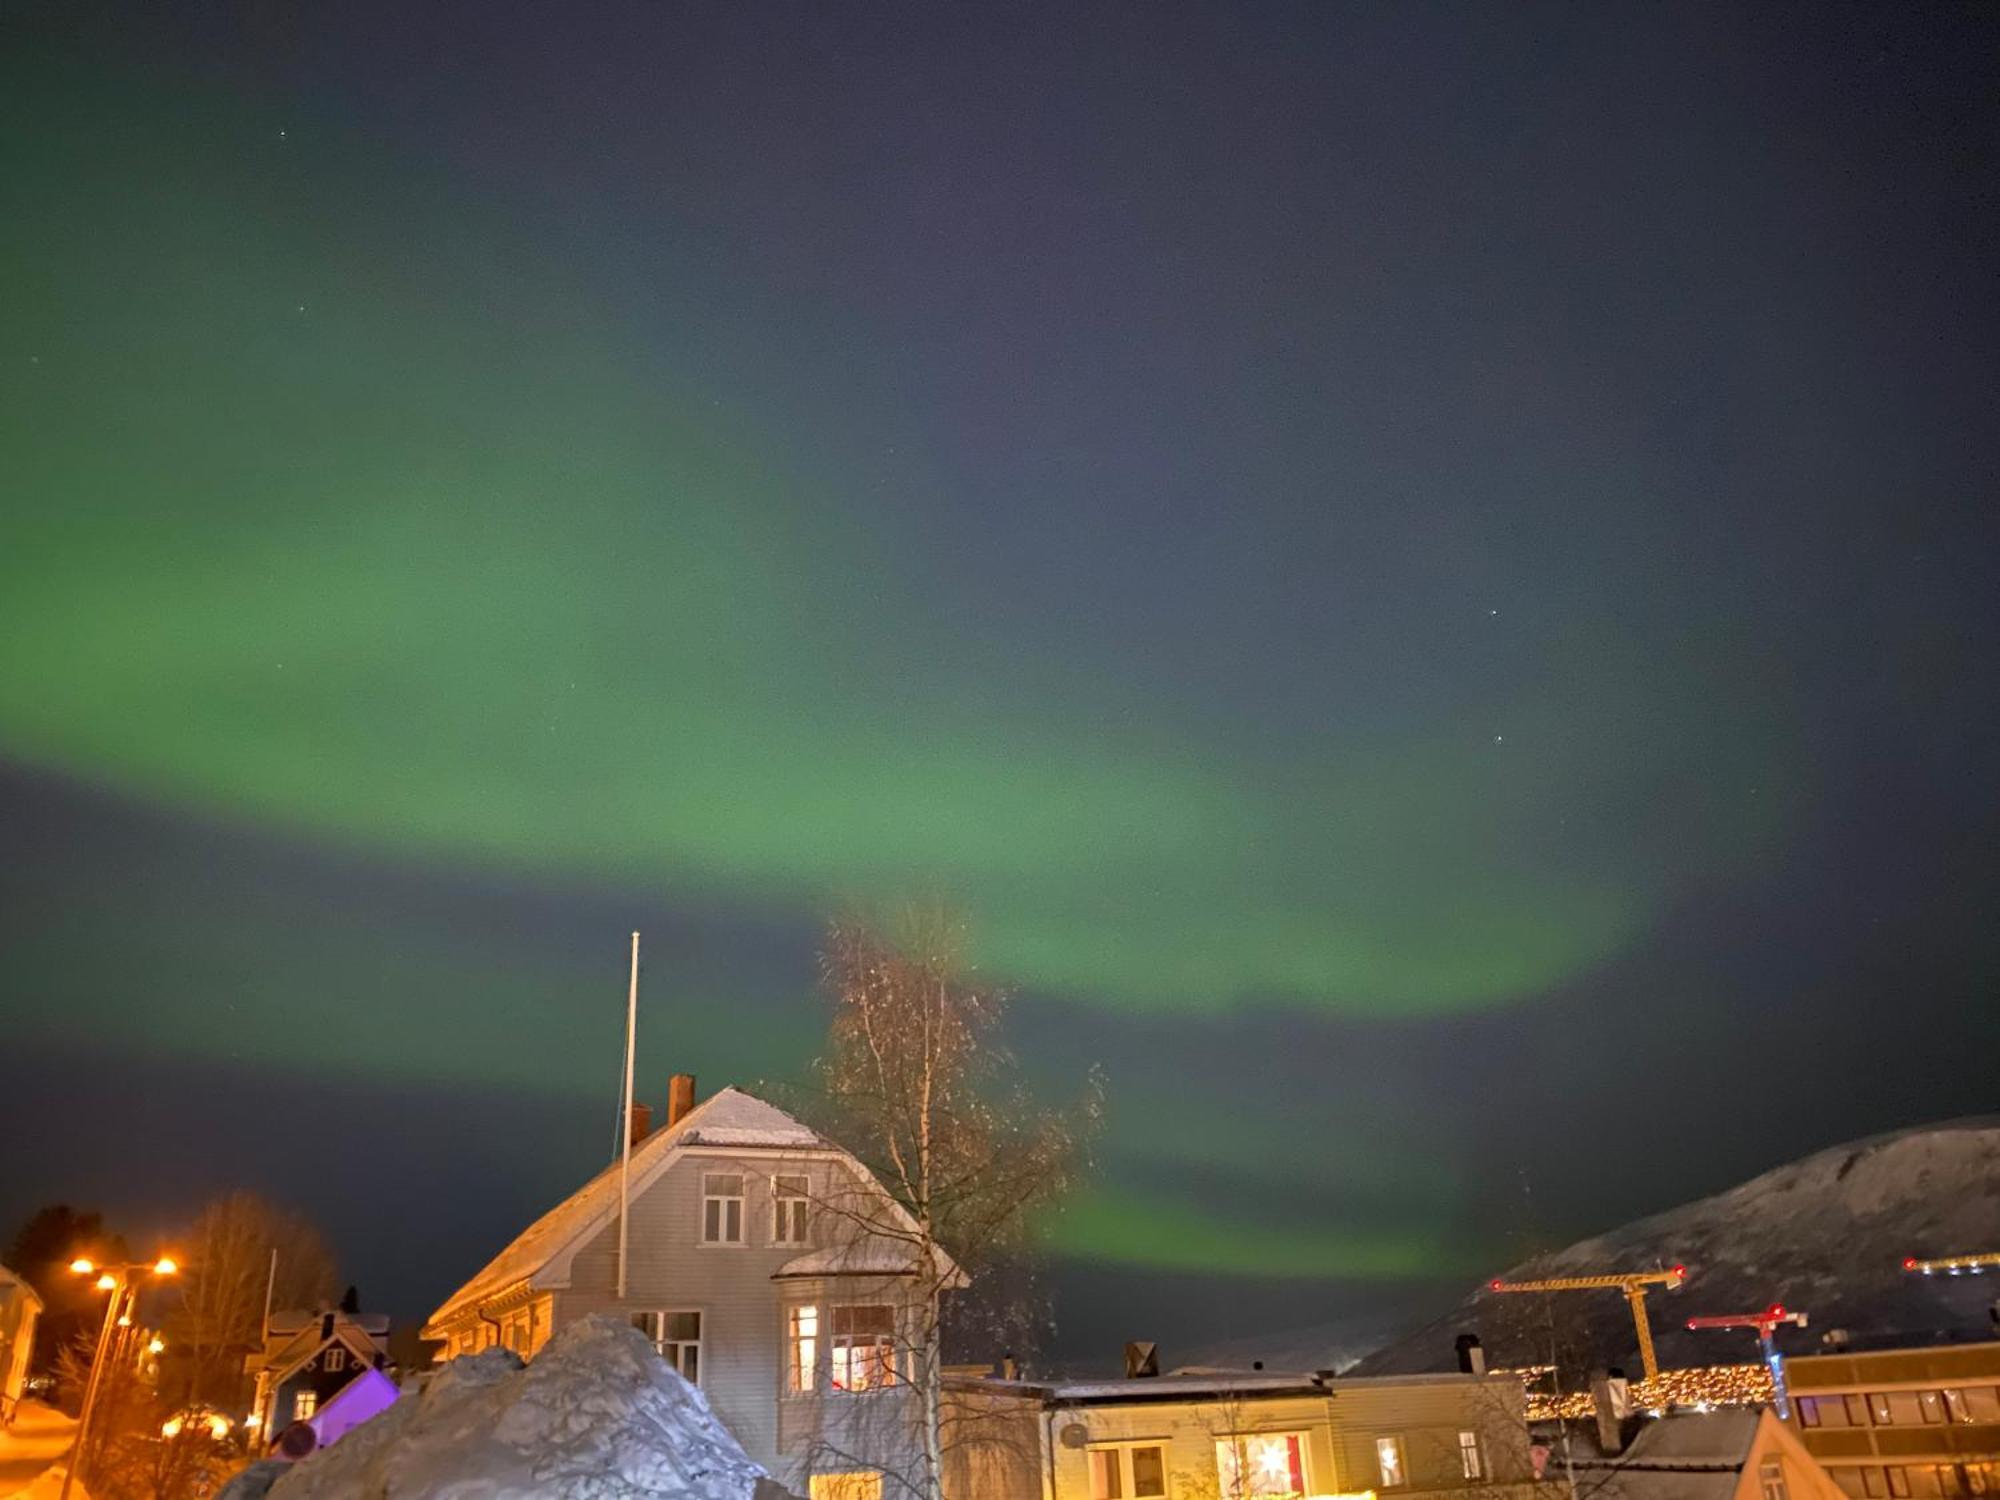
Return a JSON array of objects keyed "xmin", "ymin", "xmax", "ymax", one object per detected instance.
[{"xmin": 0, "ymin": 1403, "xmax": 76, "ymax": 1497}]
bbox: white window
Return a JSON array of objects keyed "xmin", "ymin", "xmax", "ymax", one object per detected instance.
[
  {"xmin": 808, "ymin": 1475, "xmax": 883, "ymax": 1500},
  {"xmin": 1377, "ymin": 1435, "xmax": 1407, "ymax": 1489},
  {"xmin": 324, "ymin": 1346, "xmax": 345, "ymax": 1373},
  {"xmin": 788, "ymin": 1304, "xmax": 819, "ymax": 1393},
  {"xmin": 829, "ymin": 1306, "xmax": 896, "ymax": 1391},
  {"xmin": 703, "ymin": 1173, "xmax": 745, "ymax": 1244},
  {"xmin": 1090, "ymin": 1443, "xmax": 1168, "ymax": 1499},
  {"xmin": 1763, "ymin": 1458, "xmax": 1790, "ymax": 1500},
  {"xmin": 774, "ymin": 1174, "xmax": 810, "ymax": 1245},
  {"xmin": 292, "ymin": 1390, "xmax": 317, "ymax": 1421},
  {"xmin": 1218, "ymin": 1433, "xmax": 1310, "ymax": 1499},
  {"xmin": 1460, "ymin": 1430, "xmax": 1484, "ymax": 1480},
  {"xmin": 631, "ymin": 1310, "xmax": 702, "ymax": 1384}
]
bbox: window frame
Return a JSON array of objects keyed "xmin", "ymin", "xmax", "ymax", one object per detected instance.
[
  {"xmin": 1087, "ymin": 1439, "xmax": 1169, "ymax": 1500},
  {"xmin": 702, "ymin": 1172, "xmax": 747, "ymax": 1246},
  {"xmin": 1217, "ymin": 1431, "xmax": 1314, "ymax": 1499},
  {"xmin": 631, "ymin": 1309, "xmax": 703, "ymax": 1385},
  {"xmin": 828, "ymin": 1304, "xmax": 898, "ymax": 1393},
  {"xmin": 786, "ymin": 1303, "xmax": 819, "ymax": 1395},
  {"xmin": 1762, "ymin": 1456, "xmax": 1790, "ymax": 1500},
  {"xmin": 1376, "ymin": 1434, "xmax": 1408, "ymax": 1489},
  {"xmin": 292, "ymin": 1389, "xmax": 318, "ymax": 1421},
  {"xmin": 1460, "ymin": 1429, "xmax": 1485, "ymax": 1481},
  {"xmin": 773, "ymin": 1173, "xmax": 810, "ymax": 1247}
]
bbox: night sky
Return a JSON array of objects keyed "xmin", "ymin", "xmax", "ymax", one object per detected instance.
[{"xmin": 3, "ymin": 1, "xmax": 1996, "ymax": 1364}]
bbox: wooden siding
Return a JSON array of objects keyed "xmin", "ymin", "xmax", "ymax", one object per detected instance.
[
  {"xmin": 941, "ymin": 1375, "xmax": 1543, "ymax": 1500},
  {"xmin": 554, "ymin": 1148, "xmax": 931, "ymax": 1492}
]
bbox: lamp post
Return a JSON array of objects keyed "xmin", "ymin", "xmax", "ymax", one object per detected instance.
[{"xmin": 59, "ymin": 1256, "xmax": 178, "ymax": 1500}]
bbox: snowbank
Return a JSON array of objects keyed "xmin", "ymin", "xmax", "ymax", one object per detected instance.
[{"xmin": 264, "ymin": 1316, "xmax": 794, "ymax": 1499}]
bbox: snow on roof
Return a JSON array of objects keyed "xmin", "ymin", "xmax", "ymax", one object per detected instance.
[
  {"xmin": 425, "ymin": 1087, "xmax": 826, "ymax": 1333},
  {"xmin": 1567, "ymin": 1407, "xmax": 1767, "ymax": 1500},
  {"xmin": 771, "ymin": 1244, "xmax": 923, "ymax": 1279}
]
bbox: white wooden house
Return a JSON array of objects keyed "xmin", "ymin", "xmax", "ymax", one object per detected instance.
[{"xmin": 424, "ymin": 1077, "xmax": 961, "ymax": 1498}]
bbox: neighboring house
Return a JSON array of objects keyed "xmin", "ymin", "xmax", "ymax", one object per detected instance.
[
  {"xmin": 1569, "ymin": 1406, "xmax": 1850, "ymax": 1500},
  {"xmin": 245, "ymin": 1304, "xmax": 392, "ymax": 1440},
  {"xmin": 1781, "ymin": 1339, "xmax": 2000, "ymax": 1498},
  {"xmin": 423, "ymin": 1077, "xmax": 961, "ymax": 1498},
  {"xmin": 0, "ymin": 1262, "xmax": 42, "ymax": 1426},
  {"xmin": 939, "ymin": 1364, "xmax": 1547, "ymax": 1500}
]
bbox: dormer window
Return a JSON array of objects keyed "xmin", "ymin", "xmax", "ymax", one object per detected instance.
[
  {"xmin": 703, "ymin": 1173, "xmax": 745, "ymax": 1244},
  {"xmin": 324, "ymin": 1346, "xmax": 345, "ymax": 1373},
  {"xmin": 774, "ymin": 1175, "xmax": 809, "ymax": 1246}
]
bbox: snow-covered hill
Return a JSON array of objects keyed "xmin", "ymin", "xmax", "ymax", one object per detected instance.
[{"xmin": 1355, "ymin": 1117, "xmax": 2000, "ymax": 1376}]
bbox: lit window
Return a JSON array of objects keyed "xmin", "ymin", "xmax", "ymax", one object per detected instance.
[
  {"xmin": 1090, "ymin": 1444, "xmax": 1167, "ymax": 1500},
  {"xmin": 1889, "ymin": 1467, "xmax": 1912, "ymax": 1498},
  {"xmin": 703, "ymin": 1174, "xmax": 745, "ymax": 1243},
  {"xmin": 788, "ymin": 1305, "xmax": 819, "ymax": 1393},
  {"xmin": 1800, "ymin": 1398, "xmax": 1823, "ymax": 1428},
  {"xmin": 1218, "ymin": 1433, "xmax": 1309, "ymax": 1499},
  {"xmin": 829, "ymin": 1306, "xmax": 896, "ymax": 1391},
  {"xmin": 292, "ymin": 1390, "xmax": 317, "ymax": 1421},
  {"xmin": 1846, "ymin": 1396, "xmax": 1872, "ymax": 1426},
  {"xmin": 324, "ymin": 1347, "xmax": 345, "ymax": 1372},
  {"xmin": 1763, "ymin": 1457, "xmax": 1790, "ymax": 1500},
  {"xmin": 774, "ymin": 1175, "xmax": 810, "ymax": 1246},
  {"xmin": 808, "ymin": 1473, "xmax": 883, "ymax": 1500},
  {"xmin": 1945, "ymin": 1391, "xmax": 1972, "ymax": 1424},
  {"xmin": 1377, "ymin": 1436, "xmax": 1407, "ymax": 1489},
  {"xmin": 1862, "ymin": 1469, "xmax": 1887, "ymax": 1498},
  {"xmin": 1460, "ymin": 1431, "xmax": 1484, "ymax": 1480},
  {"xmin": 631, "ymin": 1311, "xmax": 702, "ymax": 1384}
]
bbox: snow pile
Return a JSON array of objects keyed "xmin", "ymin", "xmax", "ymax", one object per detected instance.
[{"xmin": 265, "ymin": 1316, "xmax": 794, "ymax": 1499}]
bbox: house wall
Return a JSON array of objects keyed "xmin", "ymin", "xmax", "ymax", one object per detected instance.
[
  {"xmin": 940, "ymin": 1375, "xmax": 1542, "ymax": 1500},
  {"xmin": 1734, "ymin": 1412, "xmax": 1855, "ymax": 1500},
  {"xmin": 554, "ymin": 1148, "xmax": 931, "ymax": 1493}
]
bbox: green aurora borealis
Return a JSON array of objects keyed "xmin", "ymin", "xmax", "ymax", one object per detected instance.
[{"xmin": 5, "ymin": 2, "xmax": 1994, "ymax": 1334}]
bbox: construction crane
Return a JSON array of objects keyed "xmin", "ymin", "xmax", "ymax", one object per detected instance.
[
  {"xmin": 1488, "ymin": 1266, "xmax": 1686, "ymax": 1381},
  {"xmin": 1904, "ymin": 1253, "xmax": 2000, "ymax": 1276},
  {"xmin": 1686, "ymin": 1304, "xmax": 1808, "ymax": 1418}
]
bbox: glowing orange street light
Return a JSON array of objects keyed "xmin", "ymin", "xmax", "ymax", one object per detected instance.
[{"xmin": 61, "ymin": 1255, "xmax": 183, "ymax": 1500}]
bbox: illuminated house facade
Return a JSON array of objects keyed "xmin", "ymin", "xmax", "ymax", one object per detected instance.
[
  {"xmin": 939, "ymin": 1366, "xmax": 1545, "ymax": 1500},
  {"xmin": 245, "ymin": 1304, "xmax": 392, "ymax": 1439},
  {"xmin": 423, "ymin": 1079, "xmax": 959, "ymax": 1497},
  {"xmin": 0, "ymin": 1262, "xmax": 42, "ymax": 1427},
  {"xmin": 1784, "ymin": 1341, "xmax": 2000, "ymax": 1498}
]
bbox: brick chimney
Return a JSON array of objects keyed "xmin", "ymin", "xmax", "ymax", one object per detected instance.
[
  {"xmin": 1590, "ymin": 1367, "xmax": 1630, "ymax": 1455},
  {"xmin": 628, "ymin": 1101, "xmax": 653, "ymax": 1146},
  {"xmin": 667, "ymin": 1073, "xmax": 697, "ymax": 1126}
]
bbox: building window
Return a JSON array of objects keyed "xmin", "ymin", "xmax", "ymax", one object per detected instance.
[
  {"xmin": 1921, "ymin": 1392, "xmax": 1948, "ymax": 1425},
  {"xmin": 703, "ymin": 1173, "xmax": 745, "ymax": 1244},
  {"xmin": 1846, "ymin": 1395, "xmax": 1872, "ymax": 1427},
  {"xmin": 1862, "ymin": 1469, "xmax": 1887, "ymax": 1498},
  {"xmin": 808, "ymin": 1475, "xmax": 883, "ymax": 1500},
  {"xmin": 1800, "ymin": 1398, "xmax": 1823, "ymax": 1428},
  {"xmin": 1377, "ymin": 1435, "xmax": 1407, "ymax": 1489},
  {"xmin": 1968, "ymin": 1390, "xmax": 2000, "ymax": 1422},
  {"xmin": 631, "ymin": 1311, "xmax": 702, "ymax": 1384},
  {"xmin": 788, "ymin": 1305, "xmax": 819, "ymax": 1393},
  {"xmin": 1889, "ymin": 1468, "xmax": 1912, "ymax": 1498},
  {"xmin": 774, "ymin": 1174, "xmax": 809, "ymax": 1246},
  {"xmin": 325, "ymin": 1346, "xmax": 345, "ymax": 1372},
  {"xmin": 1218, "ymin": 1434, "xmax": 1310, "ymax": 1499},
  {"xmin": 292, "ymin": 1390, "xmax": 317, "ymax": 1421},
  {"xmin": 1090, "ymin": 1443, "xmax": 1168, "ymax": 1499},
  {"xmin": 829, "ymin": 1306, "xmax": 896, "ymax": 1391},
  {"xmin": 1763, "ymin": 1458, "xmax": 1790, "ymax": 1500},
  {"xmin": 1460, "ymin": 1431, "xmax": 1485, "ymax": 1480}
]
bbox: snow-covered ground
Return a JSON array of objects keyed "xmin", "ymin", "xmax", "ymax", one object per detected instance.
[
  {"xmin": 0, "ymin": 1403, "xmax": 82, "ymax": 1500},
  {"xmin": 252, "ymin": 1316, "xmax": 794, "ymax": 1499}
]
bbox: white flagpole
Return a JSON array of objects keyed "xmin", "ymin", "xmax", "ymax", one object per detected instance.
[{"xmin": 617, "ymin": 931, "xmax": 639, "ymax": 1300}]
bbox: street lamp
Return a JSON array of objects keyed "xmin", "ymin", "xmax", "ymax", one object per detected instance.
[{"xmin": 59, "ymin": 1256, "xmax": 180, "ymax": 1500}]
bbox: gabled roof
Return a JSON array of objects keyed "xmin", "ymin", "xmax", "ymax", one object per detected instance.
[
  {"xmin": 252, "ymin": 1319, "xmax": 386, "ymax": 1386},
  {"xmin": 0, "ymin": 1262, "xmax": 43, "ymax": 1313},
  {"xmin": 1567, "ymin": 1407, "xmax": 1791, "ymax": 1500},
  {"xmin": 424, "ymin": 1087, "xmax": 837, "ymax": 1335}
]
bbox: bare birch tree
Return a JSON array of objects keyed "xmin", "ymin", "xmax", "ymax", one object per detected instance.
[
  {"xmin": 163, "ymin": 1192, "xmax": 338, "ymax": 1410},
  {"xmin": 811, "ymin": 904, "xmax": 1103, "ymax": 1500}
]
